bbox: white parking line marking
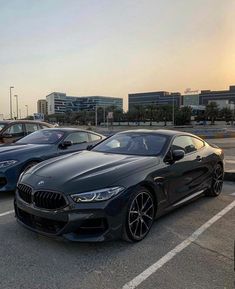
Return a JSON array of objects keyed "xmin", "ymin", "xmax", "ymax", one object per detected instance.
[
  {"xmin": 225, "ymin": 160, "xmax": 235, "ymax": 164},
  {"xmin": 122, "ymin": 200, "xmax": 235, "ymax": 289},
  {"xmin": 0, "ymin": 210, "xmax": 14, "ymax": 218},
  {"xmin": 230, "ymin": 193, "xmax": 235, "ymax": 196}
]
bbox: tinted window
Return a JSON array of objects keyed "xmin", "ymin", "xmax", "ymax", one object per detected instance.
[
  {"xmin": 93, "ymin": 133, "xmax": 167, "ymax": 156},
  {"xmin": 64, "ymin": 132, "xmax": 89, "ymax": 144},
  {"xmin": 5, "ymin": 124, "xmax": 23, "ymax": 135},
  {"xmin": 192, "ymin": 137, "xmax": 204, "ymax": 150},
  {"xmin": 25, "ymin": 123, "xmax": 39, "ymax": 133},
  {"xmin": 89, "ymin": 133, "xmax": 102, "ymax": 141},
  {"xmin": 172, "ymin": 136, "xmax": 196, "ymax": 154},
  {"xmin": 0, "ymin": 124, "xmax": 6, "ymax": 131},
  {"xmin": 17, "ymin": 130, "xmax": 64, "ymax": 144}
]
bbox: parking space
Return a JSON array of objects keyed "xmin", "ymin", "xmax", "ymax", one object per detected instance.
[{"xmin": 0, "ymin": 183, "xmax": 234, "ymax": 289}]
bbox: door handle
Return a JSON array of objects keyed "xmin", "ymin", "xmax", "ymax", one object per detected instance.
[{"xmin": 196, "ymin": 156, "xmax": 202, "ymax": 161}]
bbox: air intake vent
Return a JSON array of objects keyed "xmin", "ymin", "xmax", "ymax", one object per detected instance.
[
  {"xmin": 33, "ymin": 191, "xmax": 67, "ymax": 210},
  {"xmin": 18, "ymin": 184, "xmax": 32, "ymax": 204}
]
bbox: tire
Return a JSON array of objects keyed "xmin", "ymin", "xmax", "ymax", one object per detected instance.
[
  {"xmin": 22, "ymin": 161, "xmax": 39, "ymax": 173},
  {"xmin": 122, "ymin": 186, "xmax": 155, "ymax": 242},
  {"xmin": 205, "ymin": 163, "xmax": 224, "ymax": 197}
]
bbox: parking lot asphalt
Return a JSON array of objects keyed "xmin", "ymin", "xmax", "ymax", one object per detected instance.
[{"xmin": 0, "ymin": 183, "xmax": 234, "ymax": 289}]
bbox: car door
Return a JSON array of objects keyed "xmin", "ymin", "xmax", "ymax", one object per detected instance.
[
  {"xmin": 2, "ymin": 123, "xmax": 24, "ymax": 143},
  {"xmin": 58, "ymin": 131, "xmax": 90, "ymax": 155},
  {"xmin": 160, "ymin": 135, "xmax": 205, "ymax": 204}
]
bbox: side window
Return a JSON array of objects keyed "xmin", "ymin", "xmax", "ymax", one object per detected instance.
[
  {"xmin": 172, "ymin": 136, "xmax": 196, "ymax": 154},
  {"xmin": 192, "ymin": 137, "xmax": 205, "ymax": 150},
  {"xmin": 89, "ymin": 133, "xmax": 102, "ymax": 142},
  {"xmin": 25, "ymin": 123, "xmax": 39, "ymax": 134},
  {"xmin": 65, "ymin": 132, "xmax": 89, "ymax": 145},
  {"xmin": 5, "ymin": 124, "xmax": 23, "ymax": 135},
  {"xmin": 40, "ymin": 124, "xmax": 50, "ymax": 129}
]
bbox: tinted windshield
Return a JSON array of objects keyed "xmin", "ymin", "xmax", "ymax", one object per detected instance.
[
  {"xmin": 0, "ymin": 123, "xmax": 6, "ymax": 131},
  {"xmin": 92, "ymin": 133, "xmax": 167, "ymax": 156},
  {"xmin": 17, "ymin": 130, "xmax": 64, "ymax": 144}
]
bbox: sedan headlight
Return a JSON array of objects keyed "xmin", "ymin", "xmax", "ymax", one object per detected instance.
[
  {"xmin": 71, "ymin": 186, "xmax": 124, "ymax": 203},
  {"xmin": 0, "ymin": 160, "xmax": 18, "ymax": 169}
]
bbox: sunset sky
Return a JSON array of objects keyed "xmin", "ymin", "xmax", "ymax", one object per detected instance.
[{"xmin": 0, "ymin": 0, "xmax": 235, "ymax": 117}]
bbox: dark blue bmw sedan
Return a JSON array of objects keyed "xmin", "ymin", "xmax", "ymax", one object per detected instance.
[{"xmin": 0, "ymin": 128, "xmax": 105, "ymax": 193}]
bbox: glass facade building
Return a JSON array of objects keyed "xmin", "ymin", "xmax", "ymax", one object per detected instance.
[
  {"xmin": 182, "ymin": 94, "xmax": 200, "ymax": 106},
  {"xmin": 46, "ymin": 93, "xmax": 123, "ymax": 115},
  {"xmin": 66, "ymin": 96, "xmax": 123, "ymax": 113},
  {"xmin": 128, "ymin": 91, "xmax": 181, "ymax": 111},
  {"xmin": 199, "ymin": 85, "xmax": 235, "ymax": 107}
]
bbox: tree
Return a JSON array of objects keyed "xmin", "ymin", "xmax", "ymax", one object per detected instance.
[
  {"xmin": 145, "ymin": 103, "xmax": 157, "ymax": 126},
  {"xmin": 158, "ymin": 105, "xmax": 172, "ymax": 126},
  {"xmin": 205, "ymin": 102, "xmax": 219, "ymax": 124},
  {"xmin": 175, "ymin": 107, "xmax": 192, "ymax": 126},
  {"xmin": 219, "ymin": 107, "xmax": 232, "ymax": 123}
]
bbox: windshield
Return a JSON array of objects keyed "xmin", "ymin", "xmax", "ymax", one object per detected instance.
[
  {"xmin": 17, "ymin": 130, "xmax": 64, "ymax": 144},
  {"xmin": 92, "ymin": 133, "xmax": 167, "ymax": 156},
  {"xmin": 0, "ymin": 123, "xmax": 6, "ymax": 132}
]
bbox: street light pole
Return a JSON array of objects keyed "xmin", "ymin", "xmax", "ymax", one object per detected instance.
[
  {"xmin": 95, "ymin": 104, "xmax": 98, "ymax": 127},
  {"xmin": 231, "ymin": 101, "xmax": 235, "ymax": 126},
  {"xmin": 14, "ymin": 95, "xmax": 19, "ymax": 119},
  {"xmin": 10, "ymin": 86, "xmax": 14, "ymax": 119},
  {"xmin": 172, "ymin": 95, "xmax": 175, "ymax": 126},
  {"xmin": 25, "ymin": 105, "xmax": 28, "ymax": 118}
]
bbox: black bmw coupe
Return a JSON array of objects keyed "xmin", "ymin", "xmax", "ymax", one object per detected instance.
[{"xmin": 15, "ymin": 129, "xmax": 224, "ymax": 242}]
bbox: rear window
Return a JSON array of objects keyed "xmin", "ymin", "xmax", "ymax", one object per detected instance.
[{"xmin": 89, "ymin": 133, "xmax": 102, "ymax": 141}]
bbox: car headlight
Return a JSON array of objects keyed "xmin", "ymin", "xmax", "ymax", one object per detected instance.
[
  {"xmin": 70, "ymin": 186, "xmax": 124, "ymax": 203},
  {"xmin": 0, "ymin": 160, "xmax": 18, "ymax": 169}
]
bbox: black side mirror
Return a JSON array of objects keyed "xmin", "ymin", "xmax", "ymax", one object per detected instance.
[
  {"xmin": 59, "ymin": 140, "xmax": 72, "ymax": 149},
  {"xmin": 86, "ymin": 144, "xmax": 94, "ymax": 151},
  {"xmin": 172, "ymin": 149, "xmax": 185, "ymax": 162}
]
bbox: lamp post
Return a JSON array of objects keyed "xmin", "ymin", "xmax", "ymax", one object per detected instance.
[
  {"xmin": 10, "ymin": 86, "xmax": 14, "ymax": 119},
  {"xmin": 172, "ymin": 95, "xmax": 175, "ymax": 126},
  {"xmin": 231, "ymin": 101, "xmax": 235, "ymax": 126},
  {"xmin": 14, "ymin": 95, "xmax": 19, "ymax": 119},
  {"xmin": 25, "ymin": 105, "xmax": 29, "ymax": 118},
  {"xmin": 95, "ymin": 104, "xmax": 98, "ymax": 127}
]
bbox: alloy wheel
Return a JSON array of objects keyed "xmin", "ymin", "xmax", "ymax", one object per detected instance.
[
  {"xmin": 213, "ymin": 165, "xmax": 224, "ymax": 195},
  {"xmin": 128, "ymin": 191, "xmax": 154, "ymax": 241}
]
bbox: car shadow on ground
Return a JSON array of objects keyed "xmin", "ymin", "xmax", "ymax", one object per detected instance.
[{"xmin": 0, "ymin": 191, "xmax": 14, "ymax": 202}]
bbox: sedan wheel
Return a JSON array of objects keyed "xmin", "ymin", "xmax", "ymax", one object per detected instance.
[
  {"xmin": 23, "ymin": 162, "xmax": 39, "ymax": 173},
  {"xmin": 206, "ymin": 164, "xmax": 224, "ymax": 197},
  {"xmin": 123, "ymin": 188, "xmax": 155, "ymax": 242}
]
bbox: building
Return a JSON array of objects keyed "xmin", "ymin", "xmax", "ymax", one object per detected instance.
[
  {"xmin": 128, "ymin": 91, "xmax": 181, "ymax": 111},
  {"xmin": 46, "ymin": 92, "xmax": 123, "ymax": 115},
  {"xmin": 37, "ymin": 99, "xmax": 48, "ymax": 115},
  {"xmin": 66, "ymin": 96, "xmax": 123, "ymax": 112},
  {"xmin": 182, "ymin": 94, "xmax": 200, "ymax": 106},
  {"xmin": 46, "ymin": 92, "xmax": 67, "ymax": 115},
  {"xmin": 199, "ymin": 85, "xmax": 235, "ymax": 108}
]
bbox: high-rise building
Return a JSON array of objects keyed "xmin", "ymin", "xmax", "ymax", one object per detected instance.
[
  {"xmin": 46, "ymin": 92, "xmax": 67, "ymax": 115},
  {"xmin": 128, "ymin": 91, "xmax": 181, "ymax": 111},
  {"xmin": 37, "ymin": 99, "xmax": 48, "ymax": 115},
  {"xmin": 45, "ymin": 92, "xmax": 123, "ymax": 115}
]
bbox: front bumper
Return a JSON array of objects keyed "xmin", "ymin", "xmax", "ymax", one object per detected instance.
[
  {"xmin": 15, "ymin": 189, "xmax": 128, "ymax": 242},
  {"xmin": 0, "ymin": 166, "xmax": 21, "ymax": 192}
]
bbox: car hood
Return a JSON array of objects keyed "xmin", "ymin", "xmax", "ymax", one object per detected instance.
[
  {"xmin": 22, "ymin": 150, "xmax": 159, "ymax": 194},
  {"xmin": 0, "ymin": 143, "xmax": 52, "ymax": 157}
]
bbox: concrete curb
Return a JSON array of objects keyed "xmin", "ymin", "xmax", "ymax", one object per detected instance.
[{"xmin": 224, "ymin": 171, "xmax": 235, "ymax": 182}]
